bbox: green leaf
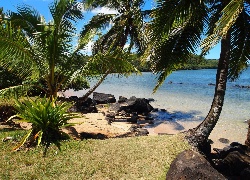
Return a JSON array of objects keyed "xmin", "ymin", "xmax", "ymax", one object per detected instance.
[{"xmin": 12, "ymin": 129, "xmax": 32, "ymax": 151}]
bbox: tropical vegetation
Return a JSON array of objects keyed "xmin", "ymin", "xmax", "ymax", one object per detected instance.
[
  {"xmin": 80, "ymin": 0, "xmax": 150, "ymax": 100},
  {"xmin": 0, "ymin": 0, "xmax": 249, "ymax": 170},
  {"xmin": 0, "ymin": 1, "xmax": 92, "ymax": 100},
  {"xmin": 146, "ymin": 0, "xmax": 250, "ymax": 152},
  {"xmin": 8, "ymin": 97, "xmax": 79, "ymax": 155}
]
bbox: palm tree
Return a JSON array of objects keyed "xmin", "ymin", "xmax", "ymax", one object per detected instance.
[
  {"xmin": 146, "ymin": 0, "xmax": 250, "ymax": 152},
  {"xmin": 0, "ymin": 0, "xmax": 93, "ymax": 100},
  {"xmin": 80, "ymin": 0, "xmax": 150, "ymax": 100}
]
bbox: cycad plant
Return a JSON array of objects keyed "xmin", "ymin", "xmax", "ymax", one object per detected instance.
[
  {"xmin": 8, "ymin": 97, "xmax": 79, "ymax": 155},
  {"xmin": 0, "ymin": 0, "xmax": 94, "ymax": 100}
]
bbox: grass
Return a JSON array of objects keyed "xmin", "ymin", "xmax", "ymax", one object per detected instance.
[{"xmin": 0, "ymin": 129, "xmax": 190, "ymax": 180}]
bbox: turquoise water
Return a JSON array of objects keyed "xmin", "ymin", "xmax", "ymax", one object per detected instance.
[
  {"xmin": 65, "ymin": 69, "xmax": 250, "ymax": 144},
  {"xmin": 72, "ymin": 69, "xmax": 250, "ymax": 120}
]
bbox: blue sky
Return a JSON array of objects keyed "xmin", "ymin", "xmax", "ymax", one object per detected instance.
[{"xmin": 0, "ymin": 0, "xmax": 220, "ymax": 59}]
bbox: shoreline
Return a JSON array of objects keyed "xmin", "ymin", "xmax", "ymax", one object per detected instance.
[{"xmin": 60, "ymin": 91, "xmax": 248, "ymax": 150}]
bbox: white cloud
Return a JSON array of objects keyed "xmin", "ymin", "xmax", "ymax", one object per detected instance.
[
  {"xmin": 82, "ymin": 41, "xmax": 94, "ymax": 55},
  {"xmin": 91, "ymin": 7, "xmax": 118, "ymax": 15}
]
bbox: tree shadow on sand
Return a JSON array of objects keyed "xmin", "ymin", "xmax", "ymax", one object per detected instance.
[{"xmin": 146, "ymin": 110, "xmax": 205, "ymax": 132}]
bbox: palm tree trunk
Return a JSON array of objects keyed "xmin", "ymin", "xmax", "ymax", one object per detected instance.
[
  {"xmin": 186, "ymin": 32, "xmax": 231, "ymax": 153},
  {"xmin": 82, "ymin": 70, "xmax": 109, "ymax": 101}
]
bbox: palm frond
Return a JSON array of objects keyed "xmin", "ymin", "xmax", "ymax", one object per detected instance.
[
  {"xmin": 147, "ymin": 0, "xmax": 208, "ymax": 91},
  {"xmin": 228, "ymin": 8, "xmax": 250, "ymax": 80},
  {"xmin": 0, "ymin": 84, "xmax": 32, "ymax": 99},
  {"xmin": 201, "ymin": 0, "xmax": 244, "ymax": 54}
]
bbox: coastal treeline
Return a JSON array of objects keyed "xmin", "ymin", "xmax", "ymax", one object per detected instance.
[{"xmin": 131, "ymin": 54, "xmax": 218, "ymax": 72}]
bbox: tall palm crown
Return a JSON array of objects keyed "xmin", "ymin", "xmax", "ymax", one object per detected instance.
[
  {"xmin": 148, "ymin": 0, "xmax": 250, "ymax": 90},
  {"xmin": 147, "ymin": 0, "xmax": 250, "ymax": 151},
  {"xmin": 83, "ymin": 0, "xmax": 150, "ymax": 55},
  {"xmin": 0, "ymin": 0, "xmax": 92, "ymax": 99}
]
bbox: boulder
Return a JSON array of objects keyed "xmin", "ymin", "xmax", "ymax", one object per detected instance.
[
  {"xmin": 166, "ymin": 150, "xmax": 226, "ymax": 180},
  {"xmin": 75, "ymin": 97, "xmax": 97, "ymax": 113},
  {"xmin": 215, "ymin": 151, "xmax": 250, "ymax": 177},
  {"xmin": 105, "ymin": 112, "xmax": 116, "ymax": 124},
  {"xmin": 118, "ymin": 96, "xmax": 127, "ymax": 103},
  {"xmin": 93, "ymin": 92, "xmax": 116, "ymax": 104},
  {"xmin": 128, "ymin": 125, "xmax": 149, "ymax": 136},
  {"xmin": 127, "ymin": 114, "xmax": 138, "ymax": 123},
  {"xmin": 120, "ymin": 96, "xmax": 153, "ymax": 115}
]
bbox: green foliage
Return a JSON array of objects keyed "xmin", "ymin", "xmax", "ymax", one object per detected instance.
[
  {"xmin": 179, "ymin": 54, "xmax": 218, "ymax": 70},
  {"xmin": 84, "ymin": 0, "xmax": 150, "ymax": 55},
  {"xmin": 8, "ymin": 97, "xmax": 79, "ymax": 155},
  {"xmin": 0, "ymin": 66, "xmax": 23, "ymax": 90},
  {"xmin": 0, "ymin": 1, "xmax": 94, "ymax": 100}
]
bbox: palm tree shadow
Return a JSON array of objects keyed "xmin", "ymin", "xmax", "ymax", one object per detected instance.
[{"xmin": 147, "ymin": 110, "xmax": 204, "ymax": 131}]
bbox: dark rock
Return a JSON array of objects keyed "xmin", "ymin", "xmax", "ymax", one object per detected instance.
[
  {"xmin": 128, "ymin": 125, "xmax": 149, "ymax": 136},
  {"xmin": 127, "ymin": 114, "xmax": 138, "ymax": 123},
  {"xmin": 119, "ymin": 110, "xmax": 127, "ymax": 116},
  {"xmin": 109, "ymin": 103, "xmax": 121, "ymax": 112},
  {"xmin": 240, "ymin": 167, "xmax": 250, "ymax": 180},
  {"xmin": 69, "ymin": 96, "xmax": 78, "ymax": 101},
  {"xmin": 152, "ymin": 108, "xmax": 158, "ymax": 112},
  {"xmin": 74, "ymin": 97, "xmax": 97, "ymax": 113},
  {"xmin": 80, "ymin": 132, "xmax": 107, "ymax": 140},
  {"xmin": 0, "ymin": 105, "xmax": 16, "ymax": 122},
  {"xmin": 120, "ymin": 96, "xmax": 153, "ymax": 115},
  {"xmin": 129, "ymin": 125, "xmax": 138, "ymax": 132},
  {"xmin": 166, "ymin": 150, "xmax": 226, "ymax": 180},
  {"xmin": 105, "ymin": 112, "xmax": 116, "ymax": 124},
  {"xmin": 213, "ymin": 142, "xmax": 248, "ymax": 159},
  {"xmin": 147, "ymin": 98, "xmax": 155, "ymax": 102},
  {"xmin": 208, "ymin": 83, "xmax": 216, "ymax": 86},
  {"xmin": 219, "ymin": 138, "xmax": 230, "ymax": 144},
  {"xmin": 118, "ymin": 96, "xmax": 127, "ymax": 103},
  {"xmin": 93, "ymin": 92, "xmax": 116, "ymax": 104},
  {"xmin": 145, "ymin": 116, "xmax": 154, "ymax": 124},
  {"xmin": 135, "ymin": 128, "xmax": 149, "ymax": 136},
  {"xmin": 215, "ymin": 151, "xmax": 250, "ymax": 176}
]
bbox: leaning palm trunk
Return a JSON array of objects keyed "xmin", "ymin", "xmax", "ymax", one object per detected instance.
[
  {"xmin": 82, "ymin": 70, "xmax": 110, "ymax": 101},
  {"xmin": 186, "ymin": 32, "xmax": 231, "ymax": 153}
]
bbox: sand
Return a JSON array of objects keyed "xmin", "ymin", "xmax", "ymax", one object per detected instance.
[{"xmin": 1, "ymin": 104, "xmax": 247, "ymax": 151}]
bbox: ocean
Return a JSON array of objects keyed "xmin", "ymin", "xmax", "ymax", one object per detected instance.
[{"xmin": 65, "ymin": 68, "xmax": 250, "ymax": 145}]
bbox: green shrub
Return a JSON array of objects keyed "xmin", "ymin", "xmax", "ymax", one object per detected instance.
[{"xmin": 8, "ymin": 97, "xmax": 79, "ymax": 155}]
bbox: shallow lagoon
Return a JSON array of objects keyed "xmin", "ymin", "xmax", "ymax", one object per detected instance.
[{"xmin": 65, "ymin": 69, "xmax": 250, "ymax": 147}]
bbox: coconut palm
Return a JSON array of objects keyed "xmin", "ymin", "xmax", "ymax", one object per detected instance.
[
  {"xmin": 0, "ymin": 0, "xmax": 94, "ymax": 100},
  {"xmin": 80, "ymin": 0, "xmax": 151, "ymax": 100},
  {"xmin": 146, "ymin": 0, "xmax": 250, "ymax": 152}
]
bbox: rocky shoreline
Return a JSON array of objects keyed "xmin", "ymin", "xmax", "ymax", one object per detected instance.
[{"xmin": 1, "ymin": 92, "xmax": 250, "ymax": 178}]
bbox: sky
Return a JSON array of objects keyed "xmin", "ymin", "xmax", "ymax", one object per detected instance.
[{"xmin": 0, "ymin": 0, "xmax": 221, "ymax": 59}]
